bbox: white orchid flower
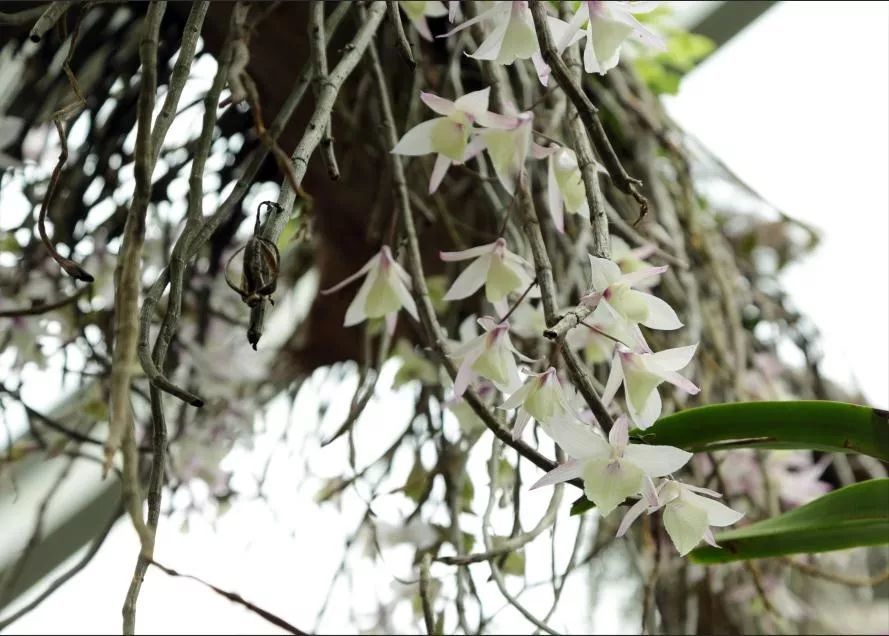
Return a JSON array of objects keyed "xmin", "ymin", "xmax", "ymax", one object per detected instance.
[
  {"xmin": 544, "ymin": 144, "xmax": 589, "ymax": 232},
  {"xmin": 442, "ymin": 1, "xmax": 583, "ymax": 85},
  {"xmin": 399, "ymin": 1, "xmax": 449, "ymax": 41},
  {"xmin": 440, "ymin": 237, "xmax": 535, "ymax": 315},
  {"xmin": 602, "ymin": 344, "xmax": 700, "ymax": 429},
  {"xmin": 392, "ymin": 87, "xmax": 515, "ymax": 193},
  {"xmin": 449, "ymin": 316, "xmax": 533, "ymax": 397},
  {"xmin": 611, "ymin": 236, "xmax": 659, "ymax": 287},
  {"xmin": 500, "ymin": 366, "xmax": 578, "ymax": 440},
  {"xmin": 618, "ymin": 479, "xmax": 744, "ymax": 556},
  {"xmin": 321, "ymin": 245, "xmax": 418, "ymax": 334},
  {"xmin": 481, "ymin": 109, "xmax": 533, "ymax": 194},
  {"xmin": 564, "ymin": 302, "xmax": 644, "ymax": 364},
  {"xmin": 558, "ymin": 1, "xmax": 665, "ymax": 76},
  {"xmin": 532, "ymin": 415, "xmax": 691, "ymax": 517},
  {"xmin": 583, "ymin": 254, "xmax": 680, "ymax": 332}
]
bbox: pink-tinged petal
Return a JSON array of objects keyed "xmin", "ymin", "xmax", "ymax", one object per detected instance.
[
  {"xmin": 547, "ymin": 154, "xmax": 565, "ymax": 233},
  {"xmin": 462, "ymin": 134, "xmax": 487, "ymax": 161},
  {"xmin": 588, "ymin": 255, "xmax": 622, "ymax": 290},
  {"xmin": 530, "ymin": 52, "xmax": 550, "ymax": 86},
  {"xmin": 504, "ymin": 335, "xmax": 537, "ymax": 364},
  {"xmin": 443, "ymin": 253, "xmax": 492, "ymax": 301},
  {"xmin": 475, "ymin": 110, "xmax": 520, "ymax": 129},
  {"xmin": 619, "ymin": 264, "xmax": 668, "ymax": 287},
  {"xmin": 500, "ymin": 379, "xmax": 534, "ymax": 411},
  {"xmin": 449, "ymin": 333, "xmax": 485, "ymax": 358},
  {"xmin": 601, "ymin": 351, "xmax": 624, "ymax": 405},
  {"xmin": 624, "ymin": 444, "xmax": 693, "ymax": 477},
  {"xmin": 682, "ymin": 484, "xmax": 724, "ymax": 498},
  {"xmin": 492, "ymin": 298, "xmax": 509, "ymax": 317},
  {"xmin": 448, "ymin": 1, "xmax": 460, "ymax": 22},
  {"xmin": 546, "ymin": 418, "xmax": 609, "ymax": 460},
  {"xmin": 511, "ymin": 408, "xmax": 532, "ymax": 440},
  {"xmin": 477, "ymin": 315, "xmax": 499, "ymax": 332},
  {"xmin": 641, "ymin": 475, "xmax": 659, "ymax": 507},
  {"xmin": 438, "ymin": 2, "xmax": 503, "ymax": 38},
  {"xmin": 390, "ymin": 258, "xmax": 413, "ymax": 285},
  {"xmin": 660, "ymin": 369, "xmax": 700, "ymax": 396},
  {"xmin": 616, "ymin": 497, "xmax": 649, "ymax": 537},
  {"xmin": 343, "ymin": 269, "xmax": 376, "ymax": 326},
  {"xmin": 530, "ymin": 459, "xmax": 585, "ymax": 489},
  {"xmin": 440, "ymin": 242, "xmax": 496, "ymax": 262},
  {"xmin": 555, "ymin": 2, "xmax": 588, "ymax": 52},
  {"xmin": 609, "ymin": 414, "xmax": 630, "ymax": 451},
  {"xmin": 454, "ymin": 348, "xmax": 484, "ymax": 398},
  {"xmin": 429, "ymin": 153, "xmax": 452, "ymax": 194},
  {"xmin": 385, "ymin": 311, "xmax": 398, "ymax": 335},
  {"xmin": 321, "ymin": 253, "xmax": 379, "ymax": 294},
  {"xmin": 391, "ymin": 273, "xmax": 419, "ymax": 320},
  {"xmin": 392, "ymin": 118, "xmax": 442, "ymax": 156},
  {"xmin": 613, "ymin": 10, "xmax": 666, "ymax": 50},
  {"xmin": 468, "ymin": 19, "xmax": 510, "ymax": 61},
  {"xmin": 454, "ymin": 87, "xmax": 491, "ymax": 120},
  {"xmin": 649, "ymin": 344, "xmax": 698, "ymax": 371},
  {"xmin": 639, "ymin": 293, "xmax": 683, "ymax": 330},
  {"xmin": 412, "ymin": 16, "xmax": 433, "ymax": 41},
  {"xmin": 420, "ymin": 92, "xmax": 456, "ymax": 117},
  {"xmin": 531, "ymin": 142, "xmax": 556, "ymax": 159},
  {"xmin": 580, "ymin": 291, "xmax": 603, "ymax": 308}
]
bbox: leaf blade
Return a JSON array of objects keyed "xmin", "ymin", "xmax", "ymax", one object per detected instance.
[
  {"xmin": 636, "ymin": 401, "xmax": 889, "ymax": 461},
  {"xmin": 689, "ymin": 479, "xmax": 889, "ymax": 564}
]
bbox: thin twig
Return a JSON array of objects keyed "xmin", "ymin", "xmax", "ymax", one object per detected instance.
[
  {"xmin": 418, "ymin": 553, "xmax": 436, "ymax": 635},
  {"xmin": 247, "ymin": 1, "xmax": 387, "ymax": 347},
  {"xmin": 149, "ymin": 560, "xmax": 310, "ymax": 636},
  {"xmin": 528, "ymin": 0, "xmax": 649, "ymax": 221},
  {"xmin": 386, "ymin": 1, "xmax": 415, "ymax": 67},
  {"xmin": 28, "ymin": 1, "xmax": 69, "ymax": 43},
  {"xmin": 310, "ymin": 1, "xmax": 340, "ymax": 180}
]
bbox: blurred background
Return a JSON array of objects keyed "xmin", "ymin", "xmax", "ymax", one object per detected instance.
[{"xmin": 1, "ymin": 2, "xmax": 887, "ymax": 634}]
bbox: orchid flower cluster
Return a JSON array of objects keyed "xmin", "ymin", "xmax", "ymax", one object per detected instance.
[{"xmin": 321, "ymin": 2, "xmax": 743, "ymax": 557}]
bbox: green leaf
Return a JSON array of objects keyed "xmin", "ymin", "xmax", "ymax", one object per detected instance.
[
  {"xmin": 636, "ymin": 401, "xmax": 889, "ymax": 462},
  {"xmin": 404, "ymin": 458, "xmax": 429, "ymax": 503},
  {"xmin": 690, "ymin": 479, "xmax": 889, "ymax": 564},
  {"xmin": 570, "ymin": 494, "xmax": 595, "ymax": 516}
]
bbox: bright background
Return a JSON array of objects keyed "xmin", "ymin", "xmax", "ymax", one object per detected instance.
[{"xmin": 2, "ymin": 2, "xmax": 888, "ymax": 634}]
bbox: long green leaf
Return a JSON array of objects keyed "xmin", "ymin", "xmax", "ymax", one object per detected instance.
[
  {"xmin": 636, "ymin": 401, "xmax": 889, "ymax": 461},
  {"xmin": 690, "ymin": 479, "xmax": 889, "ymax": 564}
]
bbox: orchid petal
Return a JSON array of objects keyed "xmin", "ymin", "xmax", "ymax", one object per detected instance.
[
  {"xmin": 588, "ymin": 255, "xmax": 622, "ymax": 291},
  {"xmin": 343, "ymin": 269, "xmax": 376, "ymax": 327},
  {"xmin": 608, "ymin": 414, "xmax": 630, "ymax": 451},
  {"xmin": 500, "ymin": 379, "xmax": 534, "ymax": 410},
  {"xmin": 623, "ymin": 444, "xmax": 693, "ymax": 477},
  {"xmin": 616, "ymin": 497, "xmax": 649, "ymax": 537},
  {"xmin": 663, "ymin": 497, "xmax": 709, "ymax": 556},
  {"xmin": 545, "ymin": 418, "xmax": 610, "ymax": 460},
  {"xmin": 530, "ymin": 458, "xmax": 585, "ymax": 489},
  {"xmin": 684, "ymin": 491, "xmax": 745, "ymax": 527},
  {"xmin": 440, "ymin": 242, "xmax": 495, "ymax": 262},
  {"xmin": 429, "ymin": 153, "xmax": 452, "ymax": 194},
  {"xmin": 601, "ymin": 350, "xmax": 624, "ymax": 405},
  {"xmin": 443, "ymin": 253, "xmax": 492, "ymax": 301},
  {"xmin": 454, "ymin": 87, "xmax": 492, "ymax": 120},
  {"xmin": 582, "ymin": 458, "xmax": 645, "ymax": 517},
  {"xmin": 649, "ymin": 344, "xmax": 697, "ymax": 371},
  {"xmin": 420, "ymin": 91, "xmax": 457, "ymax": 116},
  {"xmin": 630, "ymin": 386, "xmax": 661, "ymax": 430},
  {"xmin": 391, "ymin": 118, "xmax": 442, "ymax": 156},
  {"xmin": 321, "ymin": 253, "xmax": 379, "ymax": 294},
  {"xmin": 639, "ymin": 293, "xmax": 683, "ymax": 330},
  {"xmin": 512, "ymin": 408, "xmax": 532, "ymax": 440}
]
